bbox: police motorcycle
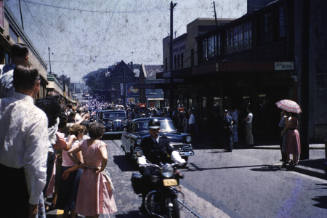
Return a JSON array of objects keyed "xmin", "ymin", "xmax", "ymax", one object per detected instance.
[{"xmin": 131, "ymin": 147, "xmax": 185, "ymax": 218}]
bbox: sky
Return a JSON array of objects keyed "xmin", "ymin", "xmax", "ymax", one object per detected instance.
[{"xmin": 5, "ymin": 0, "xmax": 247, "ymax": 82}]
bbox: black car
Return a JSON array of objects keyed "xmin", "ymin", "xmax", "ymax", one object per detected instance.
[
  {"xmin": 121, "ymin": 117, "xmax": 194, "ymax": 164},
  {"xmin": 96, "ymin": 110, "xmax": 127, "ymax": 136}
]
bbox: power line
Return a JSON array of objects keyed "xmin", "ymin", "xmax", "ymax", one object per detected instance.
[{"xmin": 23, "ymin": 0, "xmax": 167, "ymax": 14}]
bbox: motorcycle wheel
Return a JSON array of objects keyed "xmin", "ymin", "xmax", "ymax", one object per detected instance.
[{"xmin": 167, "ymin": 198, "xmax": 180, "ymax": 218}]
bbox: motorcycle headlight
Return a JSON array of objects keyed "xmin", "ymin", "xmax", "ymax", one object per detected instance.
[
  {"xmin": 136, "ymin": 138, "xmax": 142, "ymax": 145},
  {"xmin": 161, "ymin": 164, "xmax": 174, "ymax": 178},
  {"xmin": 186, "ymin": 136, "xmax": 192, "ymax": 143}
]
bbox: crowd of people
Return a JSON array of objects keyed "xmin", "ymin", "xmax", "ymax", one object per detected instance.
[{"xmin": 0, "ymin": 43, "xmax": 117, "ymax": 218}]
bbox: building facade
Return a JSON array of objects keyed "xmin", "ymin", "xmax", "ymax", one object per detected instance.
[
  {"xmin": 162, "ymin": 0, "xmax": 327, "ymax": 143},
  {"xmin": 0, "ymin": 3, "xmax": 48, "ymax": 98}
]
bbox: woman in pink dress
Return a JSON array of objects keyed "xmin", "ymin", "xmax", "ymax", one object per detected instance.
[
  {"xmin": 283, "ymin": 113, "xmax": 301, "ymax": 167},
  {"xmin": 69, "ymin": 122, "xmax": 117, "ymax": 217}
]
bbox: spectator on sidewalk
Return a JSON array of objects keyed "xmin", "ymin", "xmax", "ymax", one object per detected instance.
[
  {"xmin": 35, "ymin": 95, "xmax": 63, "ymax": 218},
  {"xmin": 69, "ymin": 122, "xmax": 117, "ymax": 217},
  {"xmin": 0, "ymin": 43, "xmax": 30, "ymax": 98},
  {"xmin": 57, "ymin": 124, "xmax": 86, "ymax": 218},
  {"xmin": 244, "ymin": 108, "xmax": 254, "ymax": 146},
  {"xmin": 231, "ymin": 108, "xmax": 239, "ymax": 147},
  {"xmin": 0, "ymin": 66, "xmax": 49, "ymax": 218},
  {"xmin": 223, "ymin": 109, "xmax": 234, "ymax": 152},
  {"xmin": 283, "ymin": 112, "xmax": 301, "ymax": 167},
  {"xmin": 278, "ymin": 110, "xmax": 288, "ymax": 166},
  {"xmin": 188, "ymin": 108, "xmax": 196, "ymax": 141}
]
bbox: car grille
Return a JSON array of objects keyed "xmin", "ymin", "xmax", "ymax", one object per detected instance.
[{"xmin": 113, "ymin": 120, "xmax": 122, "ymax": 130}]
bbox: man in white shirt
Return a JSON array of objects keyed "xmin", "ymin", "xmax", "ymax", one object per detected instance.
[
  {"xmin": 0, "ymin": 66, "xmax": 49, "ymax": 218},
  {"xmin": 0, "ymin": 43, "xmax": 30, "ymax": 98}
]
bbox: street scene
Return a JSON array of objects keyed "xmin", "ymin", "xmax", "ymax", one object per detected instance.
[{"xmin": 1, "ymin": 0, "xmax": 327, "ymax": 217}]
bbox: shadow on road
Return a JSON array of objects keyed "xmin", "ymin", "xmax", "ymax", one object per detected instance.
[
  {"xmin": 114, "ymin": 210, "xmax": 145, "ymax": 218},
  {"xmin": 312, "ymin": 184, "xmax": 327, "ymax": 209},
  {"xmin": 312, "ymin": 196, "xmax": 327, "ymax": 209},
  {"xmin": 113, "ymin": 155, "xmax": 138, "ymax": 172},
  {"xmin": 183, "ymin": 162, "xmax": 270, "ymax": 172},
  {"xmin": 250, "ymin": 165, "xmax": 281, "ymax": 172}
]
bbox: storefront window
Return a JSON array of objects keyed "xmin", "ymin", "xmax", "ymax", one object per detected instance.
[{"xmin": 279, "ymin": 6, "xmax": 286, "ymax": 38}]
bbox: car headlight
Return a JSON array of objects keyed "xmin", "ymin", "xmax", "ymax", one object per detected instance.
[
  {"xmin": 162, "ymin": 164, "xmax": 174, "ymax": 178},
  {"xmin": 186, "ymin": 136, "xmax": 192, "ymax": 143},
  {"xmin": 136, "ymin": 138, "xmax": 142, "ymax": 145}
]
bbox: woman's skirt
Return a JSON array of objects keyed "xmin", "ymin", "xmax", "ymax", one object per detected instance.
[{"xmin": 285, "ymin": 129, "xmax": 301, "ymax": 156}]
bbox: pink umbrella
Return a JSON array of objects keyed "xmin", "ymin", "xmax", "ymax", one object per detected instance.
[{"xmin": 275, "ymin": 99, "xmax": 302, "ymax": 114}]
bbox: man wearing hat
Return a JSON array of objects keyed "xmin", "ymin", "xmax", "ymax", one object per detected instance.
[
  {"xmin": 137, "ymin": 118, "xmax": 173, "ymax": 165},
  {"xmin": 223, "ymin": 109, "xmax": 234, "ymax": 152}
]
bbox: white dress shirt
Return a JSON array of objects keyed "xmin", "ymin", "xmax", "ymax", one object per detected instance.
[
  {"xmin": 188, "ymin": 113, "xmax": 195, "ymax": 125},
  {"xmin": 0, "ymin": 92, "xmax": 49, "ymax": 204}
]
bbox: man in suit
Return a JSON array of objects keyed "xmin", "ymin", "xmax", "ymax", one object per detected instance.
[{"xmin": 138, "ymin": 118, "xmax": 173, "ymax": 165}]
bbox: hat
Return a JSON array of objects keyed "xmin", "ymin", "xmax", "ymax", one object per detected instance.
[{"xmin": 149, "ymin": 119, "xmax": 160, "ymax": 129}]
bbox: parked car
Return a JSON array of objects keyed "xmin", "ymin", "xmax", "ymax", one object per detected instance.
[
  {"xmin": 121, "ymin": 117, "xmax": 194, "ymax": 164},
  {"xmin": 96, "ymin": 110, "xmax": 127, "ymax": 136}
]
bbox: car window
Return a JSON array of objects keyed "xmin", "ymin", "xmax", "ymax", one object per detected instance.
[
  {"xmin": 103, "ymin": 112, "xmax": 126, "ymax": 119},
  {"xmin": 135, "ymin": 121, "xmax": 149, "ymax": 131},
  {"xmin": 159, "ymin": 119, "xmax": 177, "ymax": 132}
]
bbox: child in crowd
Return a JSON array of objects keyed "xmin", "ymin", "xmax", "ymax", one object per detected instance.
[
  {"xmin": 57, "ymin": 124, "xmax": 86, "ymax": 218},
  {"xmin": 69, "ymin": 122, "xmax": 117, "ymax": 218}
]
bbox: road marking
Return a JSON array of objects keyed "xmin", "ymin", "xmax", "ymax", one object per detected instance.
[{"xmin": 180, "ymin": 185, "xmax": 230, "ymax": 218}]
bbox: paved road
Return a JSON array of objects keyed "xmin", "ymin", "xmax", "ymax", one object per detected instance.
[
  {"xmin": 106, "ymin": 138, "xmax": 229, "ymax": 218},
  {"xmin": 178, "ymin": 146, "xmax": 327, "ymax": 218},
  {"xmin": 49, "ymin": 140, "xmax": 327, "ymax": 218}
]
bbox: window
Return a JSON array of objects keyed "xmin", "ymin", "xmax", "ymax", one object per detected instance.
[
  {"xmin": 263, "ymin": 12, "xmax": 273, "ymax": 42},
  {"xmin": 181, "ymin": 53, "xmax": 184, "ymax": 68},
  {"xmin": 9, "ymin": 26, "xmax": 18, "ymax": 43},
  {"xmin": 202, "ymin": 39, "xmax": 208, "ymax": 60},
  {"xmin": 216, "ymin": 34, "xmax": 221, "ymax": 56},
  {"xmin": 174, "ymin": 55, "xmax": 177, "ymax": 70},
  {"xmin": 191, "ymin": 49, "xmax": 194, "ymax": 66},
  {"xmin": 279, "ymin": 6, "xmax": 286, "ymax": 38},
  {"xmin": 207, "ymin": 35, "xmax": 216, "ymax": 58},
  {"xmin": 164, "ymin": 57, "xmax": 168, "ymax": 72}
]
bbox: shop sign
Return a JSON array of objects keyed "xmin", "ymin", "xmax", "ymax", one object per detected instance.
[
  {"xmin": 274, "ymin": 62, "xmax": 294, "ymax": 71},
  {"xmin": 0, "ymin": 0, "xmax": 4, "ymax": 31}
]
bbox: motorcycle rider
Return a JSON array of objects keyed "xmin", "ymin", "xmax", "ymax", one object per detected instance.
[
  {"xmin": 135, "ymin": 118, "xmax": 182, "ymax": 215},
  {"xmin": 137, "ymin": 118, "xmax": 173, "ymax": 165}
]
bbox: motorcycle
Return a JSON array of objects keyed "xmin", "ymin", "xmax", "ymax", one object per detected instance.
[{"xmin": 131, "ymin": 150, "xmax": 184, "ymax": 218}]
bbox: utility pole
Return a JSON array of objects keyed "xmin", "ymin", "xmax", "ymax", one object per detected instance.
[
  {"xmin": 213, "ymin": 1, "xmax": 218, "ymax": 26},
  {"xmin": 169, "ymin": 1, "xmax": 177, "ymax": 111},
  {"xmin": 300, "ymin": 0, "xmax": 310, "ymax": 160},
  {"xmin": 48, "ymin": 47, "xmax": 52, "ymax": 74},
  {"xmin": 18, "ymin": 0, "xmax": 24, "ymax": 30},
  {"xmin": 123, "ymin": 70, "xmax": 126, "ymax": 107}
]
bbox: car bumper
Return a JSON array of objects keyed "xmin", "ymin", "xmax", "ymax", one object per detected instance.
[
  {"xmin": 179, "ymin": 151, "xmax": 194, "ymax": 156},
  {"xmin": 103, "ymin": 131, "xmax": 124, "ymax": 135}
]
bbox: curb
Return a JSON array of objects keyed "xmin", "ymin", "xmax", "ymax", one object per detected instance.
[{"xmin": 293, "ymin": 165, "xmax": 327, "ymax": 180}]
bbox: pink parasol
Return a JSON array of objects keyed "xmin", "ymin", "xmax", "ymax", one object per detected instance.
[{"xmin": 275, "ymin": 99, "xmax": 302, "ymax": 114}]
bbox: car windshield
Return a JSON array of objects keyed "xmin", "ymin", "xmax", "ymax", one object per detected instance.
[
  {"xmin": 159, "ymin": 119, "xmax": 176, "ymax": 132},
  {"xmin": 135, "ymin": 121, "xmax": 149, "ymax": 131},
  {"xmin": 103, "ymin": 112, "xmax": 126, "ymax": 120}
]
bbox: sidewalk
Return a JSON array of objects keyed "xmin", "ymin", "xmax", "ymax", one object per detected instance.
[{"xmin": 254, "ymin": 143, "xmax": 327, "ymax": 180}]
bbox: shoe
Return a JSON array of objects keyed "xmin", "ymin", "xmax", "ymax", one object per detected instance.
[{"xmin": 225, "ymin": 149, "xmax": 232, "ymax": 152}]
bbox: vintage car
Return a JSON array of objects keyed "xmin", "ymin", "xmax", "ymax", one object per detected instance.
[
  {"xmin": 121, "ymin": 117, "xmax": 194, "ymax": 164},
  {"xmin": 96, "ymin": 110, "xmax": 127, "ymax": 136}
]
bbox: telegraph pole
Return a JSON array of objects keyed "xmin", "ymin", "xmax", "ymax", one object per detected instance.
[
  {"xmin": 300, "ymin": 0, "xmax": 310, "ymax": 160},
  {"xmin": 213, "ymin": 1, "xmax": 218, "ymax": 26},
  {"xmin": 48, "ymin": 47, "xmax": 52, "ymax": 74},
  {"xmin": 18, "ymin": 0, "xmax": 24, "ymax": 30},
  {"xmin": 169, "ymin": 1, "xmax": 177, "ymax": 111}
]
